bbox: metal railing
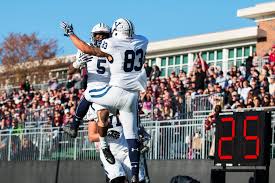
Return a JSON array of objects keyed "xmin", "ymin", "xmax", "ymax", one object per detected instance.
[
  {"xmin": 182, "ymin": 94, "xmax": 223, "ymax": 119},
  {"xmin": 0, "ymin": 118, "xmax": 219, "ymax": 161},
  {"xmin": 253, "ymin": 57, "xmax": 269, "ymax": 71},
  {"xmin": 24, "ymin": 107, "xmax": 54, "ymax": 125},
  {"xmin": 144, "ymin": 118, "xmax": 210, "ymax": 160},
  {"xmin": 0, "ymin": 127, "xmax": 98, "ymax": 161},
  {"xmin": 1, "ymin": 108, "xmax": 275, "ymax": 161},
  {"xmin": 0, "ymin": 80, "xmax": 68, "ymax": 93}
]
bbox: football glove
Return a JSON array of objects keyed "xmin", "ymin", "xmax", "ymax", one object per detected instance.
[
  {"xmin": 107, "ymin": 130, "xmax": 120, "ymax": 139},
  {"xmin": 79, "ymin": 54, "xmax": 93, "ymax": 63},
  {"xmin": 73, "ymin": 53, "xmax": 93, "ymax": 69},
  {"xmin": 60, "ymin": 21, "xmax": 74, "ymax": 37}
]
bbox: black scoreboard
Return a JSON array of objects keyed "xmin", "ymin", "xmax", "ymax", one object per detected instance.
[{"xmin": 214, "ymin": 111, "xmax": 271, "ymax": 166}]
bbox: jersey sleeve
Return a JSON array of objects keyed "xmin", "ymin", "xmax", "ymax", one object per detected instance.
[
  {"xmin": 141, "ymin": 35, "xmax": 149, "ymax": 46},
  {"xmin": 100, "ymin": 38, "xmax": 114, "ymax": 55},
  {"xmin": 137, "ymin": 68, "xmax": 148, "ymax": 92},
  {"xmin": 141, "ymin": 35, "xmax": 149, "ymax": 50}
]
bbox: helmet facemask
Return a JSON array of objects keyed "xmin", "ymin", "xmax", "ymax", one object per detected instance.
[
  {"xmin": 90, "ymin": 23, "xmax": 111, "ymax": 47},
  {"xmin": 92, "ymin": 32, "xmax": 110, "ymax": 47}
]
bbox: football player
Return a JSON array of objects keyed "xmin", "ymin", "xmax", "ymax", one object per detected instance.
[
  {"xmin": 88, "ymin": 114, "xmax": 147, "ymax": 183},
  {"xmin": 64, "ymin": 23, "xmax": 115, "ymax": 164},
  {"xmin": 61, "ymin": 18, "xmax": 148, "ymax": 183}
]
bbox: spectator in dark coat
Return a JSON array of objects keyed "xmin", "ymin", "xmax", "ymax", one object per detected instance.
[
  {"xmin": 144, "ymin": 61, "xmax": 152, "ymax": 78},
  {"xmin": 245, "ymin": 56, "xmax": 254, "ymax": 79}
]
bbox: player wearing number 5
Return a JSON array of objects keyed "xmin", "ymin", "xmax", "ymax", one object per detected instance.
[
  {"xmin": 64, "ymin": 23, "xmax": 116, "ymax": 165},
  {"xmin": 61, "ymin": 18, "xmax": 148, "ymax": 183}
]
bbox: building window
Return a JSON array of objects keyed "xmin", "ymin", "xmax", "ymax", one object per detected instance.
[
  {"xmin": 168, "ymin": 67, "xmax": 174, "ymax": 76},
  {"xmin": 150, "ymin": 58, "xmax": 156, "ymax": 66},
  {"xmin": 237, "ymin": 47, "xmax": 242, "ymax": 58},
  {"xmin": 175, "ymin": 66, "xmax": 181, "ymax": 74},
  {"xmin": 168, "ymin": 56, "xmax": 174, "ymax": 66},
  {"xmin": 217, "ymin": 50, "xmax": 223, "ymax": 60},
  {"xmin": 227, "ymin": 45, "xmax": 255, "ymax": 68},
  {"xmin": 209, "ymin": 51, "xmax": 214, "ymax": 61},
  {"xmin": 175, "ymin": 56, "xmax": 180, "ymax": 65},
  {"xmin": 216, "ymin": 49, "xmax": 223, "ymax": 69},
  {"xmin": 160, "ymin": 68, "xmax": 166, "ymax": 77},
  {"xmin": 158, "ymin": 54, "xmax": 190, "ymax": 77},
  {"xmin": 195, "ymin": 50, "xmax": 223, "ymax": 68},
  {"xmin": 201, "ymin": 52, "xmax": 207, "ymax": 61},
  {"xmin": 182, "ymin": 66, "xmax": 188, "ymax": 73},
  {"xmin": 252, "ymin": 45, "xmax": 256, "ymax": 54},
  {"xmin": 161, "ymin": 57, "xmax": 166, "ymax": 66},
  {"xmin": 244, "ymin": 47, "xmax": 250, "ymax": 57},
  {"xmin": 228, "ymin": 60, "xmax": 234, "ymax": 69},
  {"xmin": 229, "ymin": 49, "xmax": 234, "ymax": 59},
  {"xmin": 183, "ymin": 54, "xmax": 188, "ymax": 64}
]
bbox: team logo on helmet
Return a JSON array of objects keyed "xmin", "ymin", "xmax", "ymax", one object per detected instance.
[{"xmin": 111, "ymin": 18, "xmax": 135, "ymax": 39}]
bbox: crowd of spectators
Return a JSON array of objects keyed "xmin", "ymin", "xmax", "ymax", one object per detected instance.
[
  {"xmin": 0, "ymin": 45, "xmax": 274, "ymax": 132},
  {"xmin": 0, "ymin": 77, "xmax": 83, "ymax": 132},
  {"xmin": 0, "ymin": 45, "xmax": 274, "ymax": 161},
  {"xmin": 140, "ymin": 46, "xmax": 275, "ymax": 120}
]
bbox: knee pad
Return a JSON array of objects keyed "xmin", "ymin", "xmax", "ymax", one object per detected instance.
[{"xmin": 110, "ymin": 176, "xmax": 126, "ymax": 183}]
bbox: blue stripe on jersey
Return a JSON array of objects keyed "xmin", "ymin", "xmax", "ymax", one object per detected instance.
[
  {"xmin": 89, "ymin": 85, "xmax": 108, "ymax": 93},
  {"xmin": 90, "ymin": 86, "xmax": 111, "ymax": 98}
]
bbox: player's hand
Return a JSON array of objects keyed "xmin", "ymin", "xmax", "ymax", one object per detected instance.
[
  {"xmin": 73, "ymin": 53, "xmax": 92, "ymax": 69},
  {"xmin": 107, "ymin": 55, "xmax": 113, "ymax": 63},
  {"xmin": 107, "ymin": 130, "xmax": 120, "ymax": 139},
  {"xmin": 60, "ymin": 21, "xmax": 74, "ymax": 37},
  {"xmin": 79, "ymin": 54, "xmax": 93, "ymax": 69},
  {"xmin": 79, "ymin": 54, "xmax": 93, "ymax": 63}
]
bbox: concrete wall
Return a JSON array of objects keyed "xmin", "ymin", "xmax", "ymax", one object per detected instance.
[{"xmin": 0, "ymin": 160, "xmax": 274, "ymax": 183}]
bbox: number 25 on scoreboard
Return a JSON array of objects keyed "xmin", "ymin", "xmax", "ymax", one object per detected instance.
[{"xmin": 214, "ymin": 111, "xmax": 271, "ymax": 166}]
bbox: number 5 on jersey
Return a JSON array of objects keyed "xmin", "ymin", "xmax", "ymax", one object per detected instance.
[{"xmin": 97, "ymin": 59, "xmax": 106, "ymax": 74}]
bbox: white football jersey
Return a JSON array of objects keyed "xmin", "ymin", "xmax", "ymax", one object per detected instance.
[
  {"xmin": 99, "ymin": 115, "xmax": 146, "ymax": 182},
  {"xmin": 100, "ymin": 35, "xmax": 148, "ymax": 92},
  {"xmin": 75, "ymin": 44, "xmax": 110, "ymax": 87},
  {"xmin": 99, "ymin": 115, "xmax": 128, "ymax": 155},
  {"xmin": 107, "ymin": 116, "xmax": 128, "ymax": 155}
]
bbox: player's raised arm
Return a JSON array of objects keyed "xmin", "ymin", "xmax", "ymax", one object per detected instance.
[{"xmin": 60, "ymin": 21, "xmax": 113, "ymax": 61}]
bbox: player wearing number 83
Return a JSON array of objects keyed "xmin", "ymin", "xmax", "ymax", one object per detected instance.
[
  {"xmin": 60, "ymin": 18, "xmax": 148, "ymax": 183},
  {"xmin": 101, "ymin": 19, "xmax": 148, "ymax": 91}
]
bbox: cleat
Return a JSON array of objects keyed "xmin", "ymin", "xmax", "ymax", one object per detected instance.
[
  {"xmin": 63, "ymin": 124, "xmax": 78, "ymax": 138},
  {"xmin": 131, "ymin": 175, "xmax": 139, "ymax": 183},
  {"xmin": 102, "ymin": 146, "xmax": 115, "ymax": 164}
]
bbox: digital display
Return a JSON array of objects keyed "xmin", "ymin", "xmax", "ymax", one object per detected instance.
[{"xmin": 214, "ymin": 111, "xmax": 271, "ymax": 166}]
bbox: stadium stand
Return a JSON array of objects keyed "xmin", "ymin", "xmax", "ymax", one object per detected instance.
[{"xmin": 0, "ymin": 44, "xmax": 274, "ymax": 162}]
